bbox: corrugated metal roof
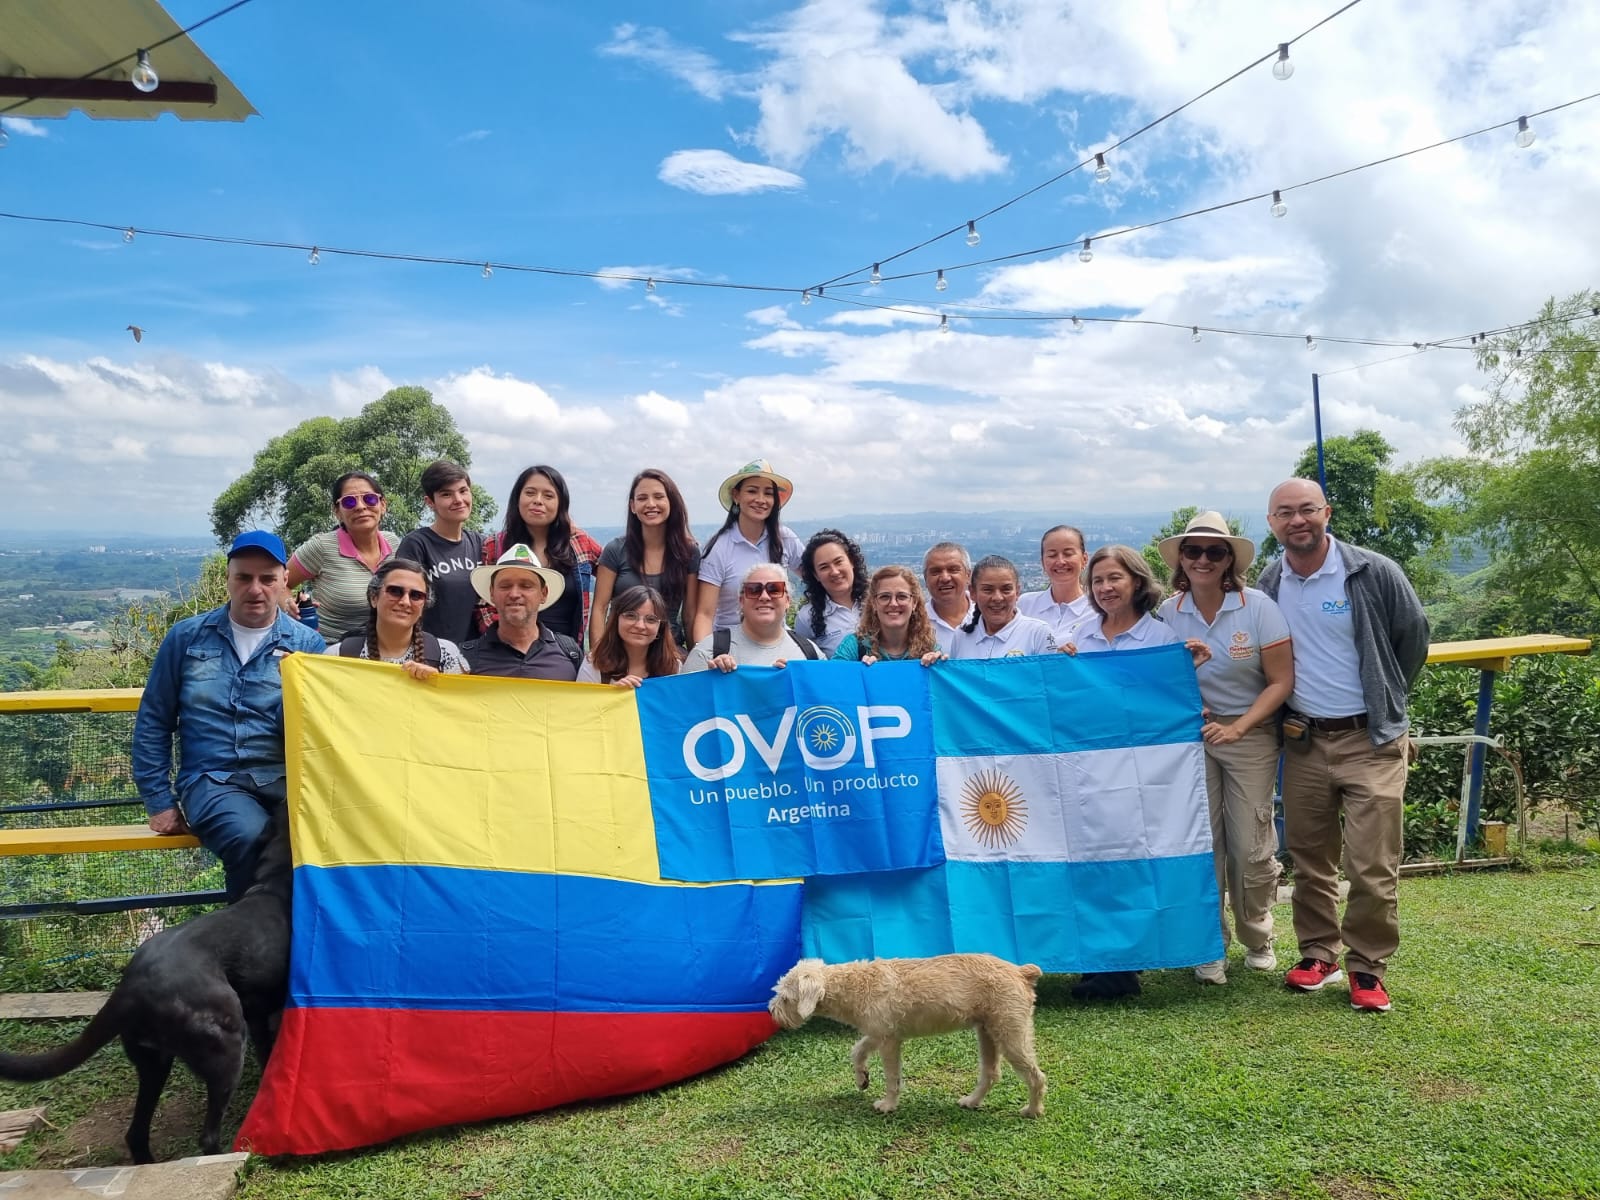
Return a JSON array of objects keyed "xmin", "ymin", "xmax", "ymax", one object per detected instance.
[{"xmin": 0, "ymin": 0, "xmax": 256, "ymax": 122}]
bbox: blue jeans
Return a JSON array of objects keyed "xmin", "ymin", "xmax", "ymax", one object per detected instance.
[{"xmin": 181, "ymin": 773, "xmax": 287, "ymax": 900}]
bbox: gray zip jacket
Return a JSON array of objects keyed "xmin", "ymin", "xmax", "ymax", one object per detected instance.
[{"xmin": 1257, "ymin": 538, "xmax": 1430, "ymax": 747}]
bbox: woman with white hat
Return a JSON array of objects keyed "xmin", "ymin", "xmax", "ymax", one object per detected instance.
[
  {"xmin": 690, "ymin": 459, "xmax": 804, "ymax": 643},
  {"xmin": 1157, "ymin": 511, "xmax": 1294, "ymax": 988}
]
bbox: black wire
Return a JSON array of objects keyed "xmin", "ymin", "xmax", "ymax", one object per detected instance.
[
  {"xmin": 0, "ymin": 0, "xmax": 258, "ymax": 118},
  {"xmin": 810, "ymin": 0, "xmax": 1368, "ymax": 290}
]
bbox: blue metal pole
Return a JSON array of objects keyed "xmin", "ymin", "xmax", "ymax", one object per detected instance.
[
  {"xmin": 1312, "ymin": 372, "xmax": 1327, "ymax": 494},
  {"xmin": 1464, "ymin": 669, "xmax": 1496, "ymax": 846}
]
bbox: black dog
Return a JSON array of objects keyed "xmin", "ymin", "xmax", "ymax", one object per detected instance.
[{"xmin": 0, "ymin": 806, "xmax": 293, "ymax": 1163}]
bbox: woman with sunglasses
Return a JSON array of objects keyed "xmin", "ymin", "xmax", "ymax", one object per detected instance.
[
  {"xmin": 683, "ymin": 563, "xmax": 820, "ymax": 672},
  {"xmin": 579, "ymin": 585, "xmax": 681, "ymax": 688},
  {"xmin": 833, "ymin": 566, "xmax": 942, "ymax": 665},
  {"xmin": 324, "ymin": 558, "xmax": 469, "ymax": 678},
  {"xmin": 1157, "ymin": 511, "xmax": 1293, "ymax": 987},
  {"xmin": 286, "ymin": 472, "xmax": 396, "ymax": 645}
]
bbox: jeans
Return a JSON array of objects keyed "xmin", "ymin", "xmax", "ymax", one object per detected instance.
[{"xmin": 182, "ymin": 773, "xmax": 287, "ymax": 901}]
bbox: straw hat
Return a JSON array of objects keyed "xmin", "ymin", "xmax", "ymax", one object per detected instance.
[
  {"xmin": 716, "ymin": 459, "xmax": 794, "ymax": 512},
  {"xmin": 469, "ymin": 543, "xmax": 565, "ymax": 609},
  {"xmin": 1156, "ymin": 511, "xmax": 1257, "ymax": 573}
]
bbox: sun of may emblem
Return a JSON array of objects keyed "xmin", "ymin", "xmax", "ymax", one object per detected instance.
[
  {"xmin": 960, "ymin": 768, "xmax": 1028, "ymax": 848},
  {"xmin": 808, "ymin": 721, "xmax": 842, "ymax": 753}
]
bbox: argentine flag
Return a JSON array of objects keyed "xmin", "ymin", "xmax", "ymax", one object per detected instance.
[{"xmin": 802, "ymin": 646, "xmax": 1225, "ymax": 972}]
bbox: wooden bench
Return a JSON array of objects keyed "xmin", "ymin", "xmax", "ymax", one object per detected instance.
[{"xmin": 0, "ymin": 825, "xmax": 201, "ymax": 857}]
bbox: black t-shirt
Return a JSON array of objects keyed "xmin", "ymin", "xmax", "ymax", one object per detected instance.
[
  {"xmin": 395, "ymin": 526, "xmax": 485, "ymax": 644},
  {"xmin": 539, "ymin": 561, "xmax": 583, "ymax": 642},
  {"xmin": 597, "ymin": 537, "xmax": 702, "ymax": 649},
  {"xmin": 461, "ymin": 623, "xmax": 580, "ymax": 681}
]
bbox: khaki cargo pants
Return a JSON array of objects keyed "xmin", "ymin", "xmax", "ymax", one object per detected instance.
[{"xmin": 1203, "ymin": 719, "xmax": 1282, "ymax": 953}]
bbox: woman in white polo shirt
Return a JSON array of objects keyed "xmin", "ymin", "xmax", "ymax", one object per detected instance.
[
  {"xmin": 948, "ymin": 556, "xmax": 1057, "ymax": 659},
  {"xmin": 691, "ymin": 459, "xmax": 804, "ymax": 642},
  {"xmin": 1157, "ymin": 511, "xmax": 1293, "ymax": 988},
  {"xmin": 1017, "ymin": 524, "xmax": 1093, "ymax": 642}
]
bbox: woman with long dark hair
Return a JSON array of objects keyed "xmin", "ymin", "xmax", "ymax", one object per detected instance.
[
  {"xmin": 691, "ymin": 458, "xmax": 803, "ymax": 643},
  {"xmin": 796, "ymin": 528, "xmax": 868, "ymax": 656},
  {"xmin": 480, "ymin": 465, "xmax": 602, "ymax": 643},
  {"xmin": 592, "ymin": 469, "xmax": 700, "ymax": 657},
  {"xmin": 324, "ymin": 557, "xmax": 469, "ymax": 677},
  {"xmin": 286, "ymin": 471, "xmax": 396, "ymax": 644},
  {"xmin": 578, "ymin": 585, "xmax": 681, "ymax": 688}
]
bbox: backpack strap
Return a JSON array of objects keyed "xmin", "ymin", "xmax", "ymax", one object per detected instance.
[
  {"xmin": 788, "ymin": 632, "xmax": 821, "ymax": 660},
  {"xmin": 553, "ymin": 632, "xmax": 583, "ymax": 668},
  {"xmin": 337, "ymin": 635, "xmax": 364, "ymax": 658},
  {"xmin": 713, "ymin": 627, "xmax": 731, "ymax": 659},
  {"xmin": 419, "ymin": 632, "xmax": 443, "ymax": 669}
]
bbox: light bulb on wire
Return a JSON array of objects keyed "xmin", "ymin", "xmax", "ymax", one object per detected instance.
[
  {"xmin": 1305, "ymin": 334, "xmax": 1317, "ymax": 351},
  {"xmin": 870, "ymin": 263, "xmax": 882, "ymax": 285},
  {"xmin": 1079, "ymin": 237, "xmax": 1094, "ymax": 264},
  {"xmin": 1191, "ymin": 326, "xmax": 1202, "ymax": 344},
  {"xmin": 1272, "ymin": 43, "xmax": 1293, "ymax": 81},
  {"xmin": 482, "ymin": 263, "xmax": 493, "ymax": 279},
  {"xmin": 1093, "ymin": 153, "xmax": 1111, "ymax": 184},
  {"xmin": 131, "ymin": 50, "xmax": 159, "ymax": 93},
  {"xmin": 935, "ymin": 269, "xmax": 948, "ymax": 292},
  {"xmin": 1515, "ymin": 116, "xmax": 1535, "ymax": 148},
  {"xmin": 939, "ymin": 314, "xmax": 950, "ymax": 335},
  {"xmin": 801, "ymin": 289, "xmax": 812, "ymax": 306},
  {"xmin": 308, "ymin": 246, "xmax": 320, "ymax": 266},
  {"xmin": 1270, "ymin": 190, "xmax": 1287, "ymax": 218},
  {"xmin": 1071, "ymin": 316, "xmax": 1083, "ymax": 331},
  {"xmin": 965, "ymin": 220, "xmax": 980, "ymax": 248},
  {"xmin": 646, "ymin": 277, "xmax": 656, "ymax": 293},
  {"xmin": 123, "ymin": 227, "xmax": 135, "ymax": 244}
]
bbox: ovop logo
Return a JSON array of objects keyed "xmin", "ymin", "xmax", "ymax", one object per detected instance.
[{"xmin": 681, "ymin": 705, "xmax": 912, "ymax": 782}]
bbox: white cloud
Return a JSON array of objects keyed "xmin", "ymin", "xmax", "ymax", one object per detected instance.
[
  {"xmin": 454, "ymin": 129, "xmax": 491, "ymax": 143},
  {"xmin": 0, "ymin": 117, "xmax": 48, "ymax": 138},
  {"xmin": 595, "ymin": 264, "xmax": 700, "ymax": 291},
  {"xmin": 633, "ymin": 390, "xmax": 690, "ymax": 428},
  {"xmin": 657, "ymin": 149, "xmax": 805, "ymax": 195},
  {"xmin": 601, "ymin": 24, "xmax": 732, "ymax": 101},
  {"xmin": 746, "ymin": 305, "xmax": 799, "ymax": 329}
]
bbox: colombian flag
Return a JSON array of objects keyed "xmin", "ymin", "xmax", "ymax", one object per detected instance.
[{"xmin": 237, "ymin": 656, "xmax": 801, "ymax": 1156}]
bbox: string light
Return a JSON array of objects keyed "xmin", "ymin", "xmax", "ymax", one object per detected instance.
[
  {"xmin": 130, "ymin": 50, "xmax": 160, "ymax": 93},
  {"xmin": 1094, "ymin": 153, "xmax": 1111, "ymax": 184},
  {"xmin": 816, "ymin": 286, "xmax": 825, "ymax": 298},
  {"xmin": 801, "ymin": 289, "xmax": 811, "ymax": 305},
  {"xmin": 966, "ymin": 220, "xmax": 980, "ymax": 248},
  {"xmin": 646, "ymin": 277, "xmax": 655, "ymax": 292},
  {"xmin": 939, "ymin": 314, "xmax": 950, "ymax": 334},
  {"xmin": 1515, "ymin": 116, "xmax": 1535, "ymax": 148},
  {"xmin": 935, "ymin": 269, "xmax": 947, "ymax": 292},
  {"xmin": 1272, "ymin": 43, "xmax": 1294, "ymax": 81},
  {"xmin": 1078, "ymin": 238, "xmax": 1093, "ymax": 264},
  {"xmin": 123, "ymin": 227, "xmax": 135, "ymax": 244},
  {"xmin": 307, "ymin": 246, "xmax": 320, "ymax": 266},
  {"xmin": 870, "ymin": 263, "xmax": 882, "ymax": 285},
  {"xmin": 1270, "ymin": 190, "xmax": 1288, "ymax": 218},
  {"xmin": 1191, "ymin": 326, "xmax": 1202, "ymax": 343},
  {"xmin": 1305, "ymin": 334, "xmax": 1318, "ymax": 351},
  {"xmin": 482, "ymin": 263, "xmax": 492, "ymax": 279},
  {"xmin": 1071, "ymin": 316, "xmax": 1083, "ymax": 331}
]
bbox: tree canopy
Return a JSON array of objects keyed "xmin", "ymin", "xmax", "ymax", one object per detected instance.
[{"xmin": 210, "ymin": 386, "xmax": 496, "ymax": 552}]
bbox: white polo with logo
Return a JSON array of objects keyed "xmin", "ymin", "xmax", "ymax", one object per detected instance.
[
  {"xmin": 1017, "ymin": 589, "xmax": 1094, "ymax": 642},
  {"xmin": 1274, "ymin": 536, "xmax": 1365, "ymax": 717},
  {"xmin": 1067, "ymin": 611, "xmax": 1179, "ymax": 654},
  {"xmin": 947, "ymin": 612, "xmax": 1057, "ymax": 659},
  {"xmin": 1159, "ymin": 587, "xmax": 1292, "ymax": 716}
]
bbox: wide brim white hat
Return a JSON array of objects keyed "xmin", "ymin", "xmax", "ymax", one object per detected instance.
[
  {"xmin": 469, "ymin": 543, "xmax": 565, "ymax": 610},
  {"xmin": 717, "ymin": 459, "xmax": 794, "ymax": 512},
  {"xmin": 1157, "ymin": 510, "xmax": 1257, "ymax": 573}
]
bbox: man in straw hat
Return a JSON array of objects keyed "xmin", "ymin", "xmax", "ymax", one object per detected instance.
[
  {"xmin": 461, "ymin": 544, "xmax": 583, "ymax": 681},
  {"xmin": 1258, "ymin": 480, "xmax": 1428, "ymax": 1013}
]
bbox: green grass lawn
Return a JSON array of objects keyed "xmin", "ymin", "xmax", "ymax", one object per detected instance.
[{"xmin": 4, "ymin": 865, "xmax": 1599, "ymax": 1199}]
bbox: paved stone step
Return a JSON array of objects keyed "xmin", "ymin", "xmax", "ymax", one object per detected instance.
[{"xmin": 0, "ymin": 994, "xmax": 108, "ymax": 1021}]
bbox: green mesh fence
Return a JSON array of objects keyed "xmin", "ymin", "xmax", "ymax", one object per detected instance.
[{"xmin": 0, "ymin": 707, "xmax": 224, "ymax": 988}]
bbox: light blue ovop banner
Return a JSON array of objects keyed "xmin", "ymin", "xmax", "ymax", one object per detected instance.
[{"xmin": 637, "ymin": 660, "xmax": 942, "ymax": 882}]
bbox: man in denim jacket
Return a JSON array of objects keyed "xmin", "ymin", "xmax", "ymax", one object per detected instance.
[{"xmin": 132, "ymin": 531, "xmax": 326, "ymax": 898}]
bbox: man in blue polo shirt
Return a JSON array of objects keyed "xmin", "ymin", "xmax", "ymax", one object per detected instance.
[{"xmin": 131, "ymin": 531, "xmax": 327, "ymax": 899}]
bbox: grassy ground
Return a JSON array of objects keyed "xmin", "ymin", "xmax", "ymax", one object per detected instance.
[{"xmin": 3, "ymin": 865, "xmax": 1599, "ymax": 1200}]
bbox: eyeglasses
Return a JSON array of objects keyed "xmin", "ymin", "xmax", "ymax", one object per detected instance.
[
  {"xmin": 1179, "ymin": 544, "xmax": 1232, "ymax": 563},
  {"xmin": 740, "ymin": 581, "xmax": 788, "ymax": 598},
  {"xmin": 1271, "ymin": 503, "xmax": 1326, "ymax": 521},
  {"xmin": 874, "ymin": 592, "xmax": 915, "ymax": 605},
  {"xmin": 620, "ymin": 611, "xmax": 662, "ymax": 625},
  {"xmin": 382, "ymin": 584, "xmax": 427, "ymax": 602},
  {"xmin": 339, "ymin": 493, "xmax": 383, "ymax": 509}
]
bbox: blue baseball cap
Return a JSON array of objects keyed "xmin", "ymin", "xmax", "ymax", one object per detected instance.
[{"xmin": 228, "ymin": 530, "xmax": 289, "ymax": 565}]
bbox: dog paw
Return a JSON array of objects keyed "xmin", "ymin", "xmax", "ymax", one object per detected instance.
[
  {"xmin": 1019, "ymin": 1103, "xmax": 1044, "ymax": 1118},
  {"xmin": 872, "ymin": 1098, "xmax": 898, "ymax": 1114},
  {"xmin": 854, "ymin": 1068, "xmax": 870, "ymax": 1090},
  {"xmin": 958, "ymin": 1093, "xmax": 984, "ymax": 1110}
]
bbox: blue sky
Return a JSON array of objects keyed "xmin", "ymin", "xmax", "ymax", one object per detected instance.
[{"xmin": 2, "ymin": 0, "xmax": 1597, "ymax": 537}]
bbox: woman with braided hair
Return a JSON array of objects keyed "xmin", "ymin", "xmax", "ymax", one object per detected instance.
[{"xmin": 323, "ymin": 558, "xmax": 470, "ymax": 678}]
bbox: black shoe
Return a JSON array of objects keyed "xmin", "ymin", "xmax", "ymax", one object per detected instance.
[{"xmin": 1069, "ymin": 971, "xmax": 1142, "ymax": 1000}]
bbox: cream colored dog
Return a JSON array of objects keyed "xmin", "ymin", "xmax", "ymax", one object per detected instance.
[{"xmin": 768, "ymin": 953, "xmax": 1046, "ymax": 1117}]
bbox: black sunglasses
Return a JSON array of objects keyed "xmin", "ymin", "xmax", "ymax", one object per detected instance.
[
  {"xmin": 1180, "ymin": 544, "xmax": 1232, "ymax": 563},
  {"xmin": 382, "ymin": 584, "xmax": 427, "ymax": 602}
]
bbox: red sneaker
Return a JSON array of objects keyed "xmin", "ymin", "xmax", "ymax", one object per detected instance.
[
  {"xmin": 1349, "ymin": 972, "xmax": 1392, "ymax": 1012},
  {"xmin": 1284, "ymin": 957, "xmax": 1344, "ymax": 991}
]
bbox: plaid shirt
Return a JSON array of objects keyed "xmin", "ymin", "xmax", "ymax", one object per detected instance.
[{"xmin": 477, "ymin": 527, "xmax": 604, "ymax": 644}]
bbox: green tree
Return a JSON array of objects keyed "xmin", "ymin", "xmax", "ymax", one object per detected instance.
[
  {"xmin": 1415, "ymin": 290, "xmax": 1600, "ymax": 634},
  {"xmin": 210, "ymin": 386, "xmax": 496, "ymax": 551},
  {"xmin": 1141, "ymin": 506, "xmax": 1250, "ymax": 586}
]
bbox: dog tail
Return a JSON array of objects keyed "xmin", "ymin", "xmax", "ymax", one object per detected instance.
[
  {"xmin": 1018, "ymin": 964, "xmax": 1043, "ymax": 987},
  {"xmin": 0, "ymin": 994, "xmax": 129, "ymax": 1082}
]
